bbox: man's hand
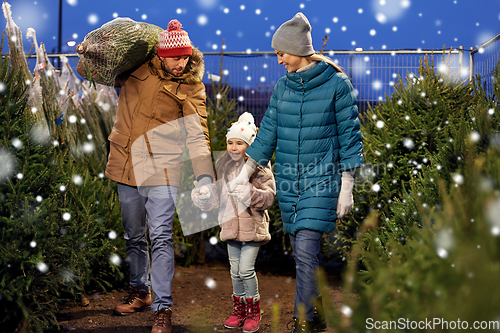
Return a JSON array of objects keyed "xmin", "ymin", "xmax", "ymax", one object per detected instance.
[{"xmin": 193, "ymin": 177, "xmax": 213, "ymax": 206}]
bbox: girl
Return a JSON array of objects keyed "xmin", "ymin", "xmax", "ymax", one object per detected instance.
[
  {"xmin": 192, "ymin": 112, "xmax": 276, "ymax": 333},
  {"xmin": 229, "ymin": 13, "xmax": 364, "ymax": 333}
]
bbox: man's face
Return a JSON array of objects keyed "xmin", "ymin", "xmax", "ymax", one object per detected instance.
[{"xmin": 161, "ymin": 55, "xmax": 190, "ymax": 76}]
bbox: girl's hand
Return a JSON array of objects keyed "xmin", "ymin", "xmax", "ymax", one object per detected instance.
[{"xmin": 229, "ymin": 183, "xmax": 252, "ymax": 207}]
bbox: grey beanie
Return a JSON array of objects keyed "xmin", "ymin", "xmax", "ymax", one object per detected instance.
[{"xmin": 271, "ymin": 12, "xmax": 315, "ymax": 56}]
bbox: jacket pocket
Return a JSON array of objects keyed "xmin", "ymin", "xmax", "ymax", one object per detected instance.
[
  {"xmin": 194, "ymin": 104, "xmax": 207, "ymax": 119},
  {"xmin": 163, "ymin": 83, "xmax": 187, "ymax": 103},
  {"xmin": 108, "ymin": 129, "xmax": 130, "ymax": 148}
]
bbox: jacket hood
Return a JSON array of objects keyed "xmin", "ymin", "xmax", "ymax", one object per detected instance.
[{"xmin": 151, "ymin": 46, "xmax": 205, "ymax": 85}]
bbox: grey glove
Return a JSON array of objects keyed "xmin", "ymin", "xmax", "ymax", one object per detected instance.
[{"xmin": 194, "ymin": 176, "xmax": 213, "ymax": 206}]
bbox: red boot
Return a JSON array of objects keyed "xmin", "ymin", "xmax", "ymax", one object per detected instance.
[
  {"xmin": 243, "ymin": 296, "xmax": 261, "ymax": 333},
  {"xmin": 224, "ymin": 294, "xmax": 246, "ymax": 329}
]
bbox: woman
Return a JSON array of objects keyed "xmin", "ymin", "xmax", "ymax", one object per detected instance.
[{"xmin": 230, "ymin": 12, "xmax": 364, "ymax": 333}]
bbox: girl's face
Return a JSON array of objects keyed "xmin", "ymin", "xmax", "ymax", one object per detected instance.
[
  {"xmin": 275, "ymin": 50, "xmax": 309, "ymax": 72},
  {"xmin": 227, "ymin": 139, "xmax": 249, "ymax": 161}
]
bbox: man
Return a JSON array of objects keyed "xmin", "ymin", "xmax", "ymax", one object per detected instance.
[{"xmin": 104, "ymin": 19, "xmax": 213, "ymax": 333}]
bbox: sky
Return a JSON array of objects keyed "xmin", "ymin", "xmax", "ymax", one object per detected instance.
[{"xmin": 3, "ymin": 0, "xmax": 500, "ymax": 55}]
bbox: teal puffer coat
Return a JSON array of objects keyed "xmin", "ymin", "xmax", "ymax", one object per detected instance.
[{"xmin": 245, "ymin": 61, "xmax": 364, "ymax": 235}]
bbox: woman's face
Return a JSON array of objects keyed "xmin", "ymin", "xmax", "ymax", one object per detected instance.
[
  {"xmin": 275, "ymin": 50, "xmax": 307, "ymax": 72},
  {"xmin": 227, "ymin": 139, "xmax": 249, "ymax": 161}
]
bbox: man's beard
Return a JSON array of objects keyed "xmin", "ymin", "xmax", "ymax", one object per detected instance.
[{"xmin": 169, "ymin": 68, "xmax": 184, "ymax": 77}]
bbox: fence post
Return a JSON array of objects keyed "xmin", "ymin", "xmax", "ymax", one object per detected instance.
[
  {"xmin": 458, "ymin": 46, "xmax": 463, "ymax": 78},
  {"xmin": 469, "ymin": 47, "xmax": 474, "ymax": 82}
]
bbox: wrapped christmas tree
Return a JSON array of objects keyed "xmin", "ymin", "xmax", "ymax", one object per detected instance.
[{"xmin": 76, "ymin": 17, "xmax": 163, "ymax": 86}]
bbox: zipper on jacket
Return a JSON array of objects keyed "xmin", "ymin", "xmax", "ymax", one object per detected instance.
[
  {"xmin": 176, "ymin": 80, "xmax": 184, "ymax": 94},
  {"xmin": 293, "ymin": 77, "xmax": 305, "ymax": 224}
]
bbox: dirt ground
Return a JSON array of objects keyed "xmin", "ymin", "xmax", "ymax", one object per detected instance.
[{"xmin": 53, "ymin": 261, "xmax": 345, "ymax": 333}]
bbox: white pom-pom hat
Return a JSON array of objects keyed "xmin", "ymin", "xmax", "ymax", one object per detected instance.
[{"xmin": 226, "ymin": 112, "xmax": 257, "ymax": 145}]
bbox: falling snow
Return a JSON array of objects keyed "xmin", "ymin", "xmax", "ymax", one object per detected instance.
[
  {"xmin": 73, "ymin": 174, "xmax": 83, "ymax": 185},
  {"xmin": 341, "ymin": 305, "xmax": 353, "ymax": 317},
  {"xmin": 110, "ymin": 254, "xmax": 122, "ymax": 266},
  {"xmin": 11, "ymin": 138, "xmax": 23, "ymax": 149},
  {"xmin": 205, "ymin": 278, "xmax": 217, "ymax": 289},
  {"xmin": 37, "ymin": 261, "xmax": 49, "ymax": 274},
  {"xmin": 402, "ymin": 138, "xmax": 415, "ymax": 149},
  {"xmin": 452, "ymin": 173, "xmax": 464, "ymax": 185}
]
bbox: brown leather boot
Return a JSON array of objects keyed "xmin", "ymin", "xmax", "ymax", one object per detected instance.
[
  {"xmin": 152, "ymin": 307, "xmax": 172, "ymax": 333},
  {"xmin": 113, "ymin": 286, "xmax": 152, "ymax": 316}
]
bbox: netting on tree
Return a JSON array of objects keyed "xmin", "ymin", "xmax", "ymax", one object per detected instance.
[{"xmin": 77, "ymin": 17, "xmax": 163, "ymax": 86}]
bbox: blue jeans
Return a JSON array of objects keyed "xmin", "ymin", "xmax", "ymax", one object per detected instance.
[
  {"xmin": 117, "ymin": 183, "xmax": 177, "ymax": 312},
  {"xmin": 289, "ymin": 229, "xmax": 323, "ymax": 322},
  {"xmin": 227, "ymin": 241, "xmax": 261, "ymax": 298}
]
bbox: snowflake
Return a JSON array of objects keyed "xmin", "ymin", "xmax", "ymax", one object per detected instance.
[
  {"xmin": 73, "ymin": 174, "xmax": 83, "ymax": 185},
  {"xmin": 402, "ymin": 138, "xmax": 415, "ymax": 149},
  {"xmin": 37, "ymin": 262, "xmax": 49, "ymax": 274},
  {"xmin": 437, "ymin": 248, "xmax": 448, "ymax": 258},
  {"xmin": 110, "ymin": 254, "xmax": 122, "ymax": 266},
  {"xmin": 452, "ymin": 173, "xmax": 464, "ymax": 185},
  {"xmin": 11, "ymin": 138, "xmax": 23, "ymax": 149},
  {"xmin": 205, "ymin": 278, "xmax": 217, "ymax": 289},
  {"xmin": 341, "ymin": 305, "xmax": 353, "ymax": 317}
]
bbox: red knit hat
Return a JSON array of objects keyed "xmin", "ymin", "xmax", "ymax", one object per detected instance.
[{"xmin": 158, "ymin": 19, "xmax": 193, "ymax": 58}]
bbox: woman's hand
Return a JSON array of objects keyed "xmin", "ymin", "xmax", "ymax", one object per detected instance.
[{"xmin": 337, "ymin": 171, "xmax": 354, "ymax": 219}]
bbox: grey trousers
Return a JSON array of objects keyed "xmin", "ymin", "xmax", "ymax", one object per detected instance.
[{"xmin": 117, "ymin": 183, "xmax": 177, "ymax": 312}]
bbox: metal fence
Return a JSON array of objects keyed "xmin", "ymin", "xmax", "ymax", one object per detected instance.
[
  {"xmin": 470, "ymin": 33, "xmax": 500, "ymax": 98},
  {"xmin": 202, "ymin": 48, "xmax": 468, "ymax": 122},
  {"xmin": 26, "ymin": 33, "xmax": 499, "ymax": 125}
]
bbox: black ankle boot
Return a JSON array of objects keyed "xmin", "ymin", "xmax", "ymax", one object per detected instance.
[
  {"xmin": 290, "ymin": 318, "xmax": 310, "ymax": 333},
  {"xmin": 311, "ymin": 296, "xmax": 327, "ymax": 331}
]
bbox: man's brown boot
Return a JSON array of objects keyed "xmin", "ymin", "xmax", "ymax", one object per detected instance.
[
  {"xmin": 152, "ymin": 308, "xmax": 172, "ymax": 333},
  {"xmin": 113, "ymin": 286, "xmax": 152, "ymax": 316}
]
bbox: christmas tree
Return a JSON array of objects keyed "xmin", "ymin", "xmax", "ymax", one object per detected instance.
[
  {"xmin": 328, "ymin": 58, "xmax": 500, "ymax": 332},
  {"xmin": 334, "ymin": 51, "xmax": 479, "ymax": 257},
  {"xmin": 0, "ymin": 9, "xmax": 124, "ymax": 332}
]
